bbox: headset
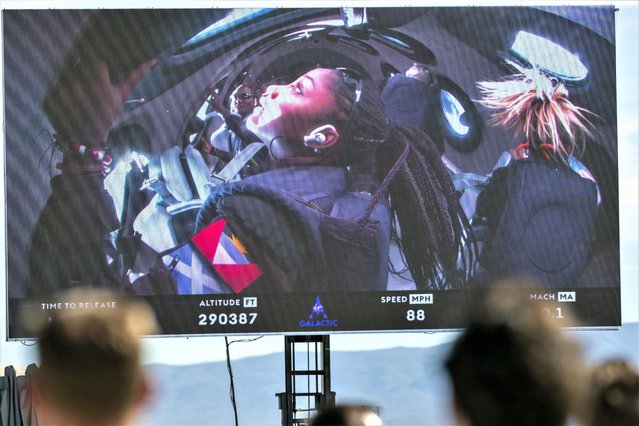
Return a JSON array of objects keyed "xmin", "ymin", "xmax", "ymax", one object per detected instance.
[{"xmin": 303, "ymin": 125, "xmax": 336, "ymax": 145}]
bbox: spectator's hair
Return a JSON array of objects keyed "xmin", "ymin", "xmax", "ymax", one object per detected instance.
[
  {"xmin": 311, "ymin": 404, "xmax": 383, "ymax": 426},
  {"xmin": 36, "ymin": 289, "xmax": 157, "ymax": 425},
  {"xmin": 587, "ymin": 359, "xmax": 639, "ymax": 426},
  {"xmin": 444, "ymin": 286, "xmax": 585, "ymax": 426}
]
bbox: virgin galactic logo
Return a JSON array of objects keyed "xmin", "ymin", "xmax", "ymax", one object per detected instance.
[{"xmin": 299, "ymin": 296, "xmax": 338, "ymax": 328}]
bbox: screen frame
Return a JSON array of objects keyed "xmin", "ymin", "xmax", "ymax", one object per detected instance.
[{"xmin": 2, "ymin": 4, "xmax": 624, "ymax": 340}]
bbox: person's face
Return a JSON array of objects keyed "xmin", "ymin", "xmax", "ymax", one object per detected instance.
[
  {"xmin": 246, "ymin": 68, "xmax": 340, "ymax": 145},
  {"xmin": 405, "ymin": 64, "xmax": 431, "ymax": 83},
  {"xmin": 231, "ymin": 86, "xmax": 257, "ymax": 117}
]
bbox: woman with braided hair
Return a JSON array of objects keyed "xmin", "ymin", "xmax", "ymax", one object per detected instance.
[
  {"xmin": 473, "ymin": 62, "xmax": 600, "ymax": 288},
  {"xmin": 197, "ymin": 67, "xmax": 476, "ymax": 291}
]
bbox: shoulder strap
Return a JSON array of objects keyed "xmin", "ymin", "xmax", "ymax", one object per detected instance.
[{"xmin": 208, "ymin": 142, "xmax": 266, "ymax": 186}]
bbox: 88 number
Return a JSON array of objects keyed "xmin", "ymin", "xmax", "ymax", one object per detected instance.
[{"xmin": 406, "ymin": 309, "xmax": 425, "ymax": 321}]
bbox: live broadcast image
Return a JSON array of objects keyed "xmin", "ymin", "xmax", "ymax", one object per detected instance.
[{"xmin": 4, "ymin": 7, "xmax": 620, "ymax": 337}]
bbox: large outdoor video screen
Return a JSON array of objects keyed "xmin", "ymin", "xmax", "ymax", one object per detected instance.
[{"xmin": 4, "ymin": 6, "xmax": 620, "ymax": 338}]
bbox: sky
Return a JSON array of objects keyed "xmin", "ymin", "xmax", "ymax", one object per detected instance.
[{"xmin": 0, "ymin": 1, "xmax": 637, "ymax": 367}]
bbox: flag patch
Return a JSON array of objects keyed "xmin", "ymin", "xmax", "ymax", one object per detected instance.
[
  {"xmin": 191, "ymin": 219, "xmax": 262, "ymax": 293},
  {"xmin": 162, "ymin": 219, "xmax": 261, "ymax": 294}
]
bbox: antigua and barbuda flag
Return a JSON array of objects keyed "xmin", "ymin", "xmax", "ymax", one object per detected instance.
[{"xmin": 191, "ymin": 219, "xmax": 262, "ymax": 293}]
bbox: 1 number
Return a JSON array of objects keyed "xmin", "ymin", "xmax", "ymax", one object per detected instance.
[{"xmin": 541, "ymin": 307, "xmax": 564, "ymax": 319}]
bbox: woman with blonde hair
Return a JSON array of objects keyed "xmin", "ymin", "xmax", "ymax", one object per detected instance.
[{"xmin": 473, "ymin": 61, "xmax": 600, "ymax": 287}]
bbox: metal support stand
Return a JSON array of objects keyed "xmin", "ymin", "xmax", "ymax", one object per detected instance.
[{"xmin": 276, "ymin": 335, "xmax": 335, "ymax": 426}]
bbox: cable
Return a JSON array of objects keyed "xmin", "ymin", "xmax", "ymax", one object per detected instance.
[
  {"xmin": 224, "ymin": 335, "xmax": 264, "ymax": 426},
  {"xmin": 36, "ymin": 130, "xmax": 56, "ymax": 170},
  {"xmin": 224, "ymin": 336, "xmax": 239, "ymax": 426},
  {"xmin": 226, "ymin": 335, "xmax": 264, "ymax": 346}
]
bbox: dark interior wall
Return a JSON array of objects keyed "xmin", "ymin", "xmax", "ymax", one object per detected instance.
[{"xmin": 3, "ymin": 10, "xmax": 93, "ymax": 297}]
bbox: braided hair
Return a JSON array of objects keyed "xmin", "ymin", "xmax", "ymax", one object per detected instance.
[{"xmin": 323, "ymin": 69, "xmax": 476, "ymax": 289}]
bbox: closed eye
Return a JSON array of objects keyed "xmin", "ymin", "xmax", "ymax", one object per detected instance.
[{"xmin": 292, "ymin": 74, "xmax": 314, "ymax": 96}]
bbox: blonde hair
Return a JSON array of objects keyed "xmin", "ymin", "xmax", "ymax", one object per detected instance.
[
  {"xmin": 477, "ymin": 61, "xmax": 595, "ymax": 164},
  {"xmin": 37, "ymin": 289, "xmax": 157, "ymax": 425},
  {"xmin": 587, "ymin": 360, "xmax": 639, "ymax": 426}
]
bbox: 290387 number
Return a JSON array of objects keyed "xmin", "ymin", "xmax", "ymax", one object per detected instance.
[{"xmin": 198, "ymin": 312, "xmax": 257, "ymax": 326}]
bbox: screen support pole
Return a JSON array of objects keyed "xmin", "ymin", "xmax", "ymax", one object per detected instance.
[{"xmin": 277, "ymin": 335, "xmax": 335, "ymax": 426}]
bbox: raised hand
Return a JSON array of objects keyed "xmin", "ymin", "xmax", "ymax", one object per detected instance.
[{"xmin": 44, "ymin": 58, "xmax": 156, "ymax": 147}]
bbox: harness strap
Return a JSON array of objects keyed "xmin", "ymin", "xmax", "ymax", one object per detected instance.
[{"xmin": 208, "ymin": 142, "xmax": 266, "ymax": 186}]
